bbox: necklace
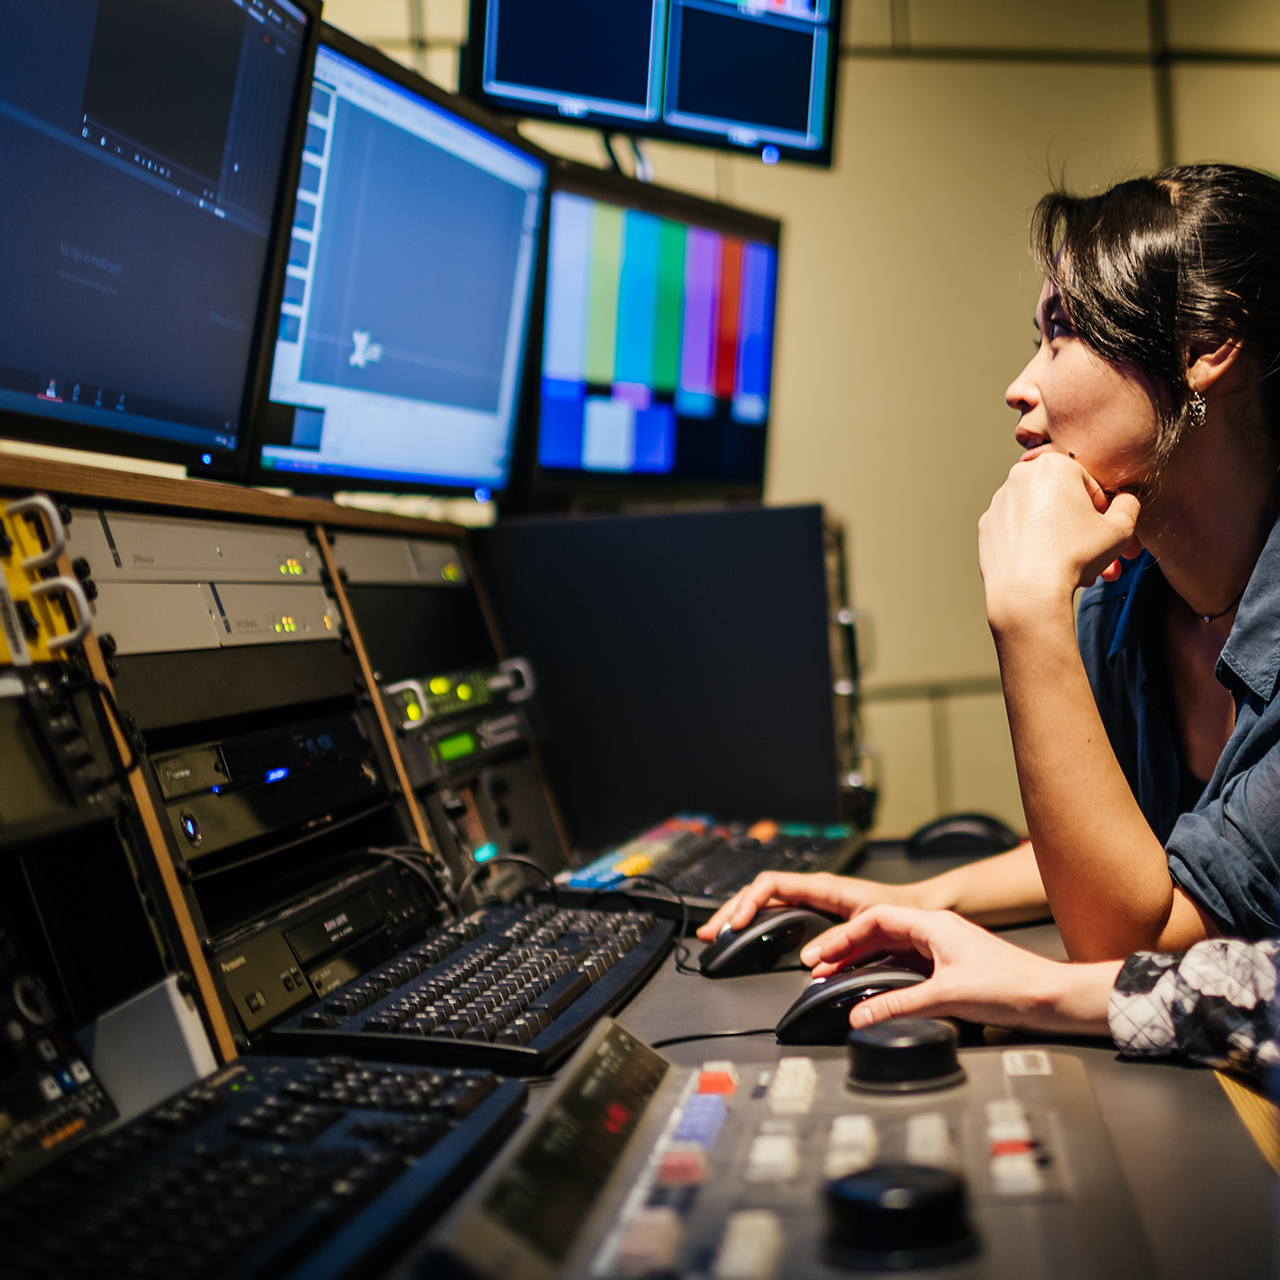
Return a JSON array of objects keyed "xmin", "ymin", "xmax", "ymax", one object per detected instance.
[{"xmin": 1180, "ymin": 582, "xmax": 1246, "ymax": 623}]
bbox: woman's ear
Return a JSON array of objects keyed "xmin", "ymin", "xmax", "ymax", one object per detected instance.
[{"xmin": 1186, "ymin": 336, "xmax": 1245, "ymax": 393}]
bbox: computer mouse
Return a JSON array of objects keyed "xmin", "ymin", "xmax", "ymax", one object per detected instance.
[
  {"xmin": 775, "ymin": 962, "xmax": 928, "ymax": 1044},
  {"xmin": 698, "ymin": 906, "xmax": 843, "ymax": 978},
  {"xmin": 906, "ymin": 812, "xmax": 1022, "ymax": 858}
]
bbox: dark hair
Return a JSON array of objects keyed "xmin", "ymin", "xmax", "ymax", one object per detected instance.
[{"xmin": 1031, "ymin": 163, "xmax": 1280, "ymax": 469}]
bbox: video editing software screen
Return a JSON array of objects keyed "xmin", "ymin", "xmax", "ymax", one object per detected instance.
[
  {"xmin": 0, "ymin": 0, "xmax": 314, "ymax": 474},
  {"xmin": 466, "ymin": 0, "xmax": 842, "ymax": 166},
  {"xmin": 535, "ymin": 171, "xmax": 778, "ymax": 491},
  {"xmin": 256, "ymin": 34, "xmax": 547, "ymax": 494}
]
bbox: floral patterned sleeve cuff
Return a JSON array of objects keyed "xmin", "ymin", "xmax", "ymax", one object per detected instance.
[{"xmin": 1108, "ymin": 938, "xmax": 1280, "ymax": 1077}]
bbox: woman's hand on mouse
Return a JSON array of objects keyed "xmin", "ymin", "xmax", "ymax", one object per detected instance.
[
  {"xmin": 978, "ymin": 450, "xmax": 1141, "ymax": 630},
  {"xmin": 802, "ymin": 905, "xmax": 1120, "ymax": 1036},
  {"xmin": 695, "ymin": 872, "xmax": 916, "ymax": 943}
]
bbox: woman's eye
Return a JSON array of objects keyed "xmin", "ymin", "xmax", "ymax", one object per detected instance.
[{"xmin": 1048, "ymin": 319, "xmax": 1071, "ymax": 341}]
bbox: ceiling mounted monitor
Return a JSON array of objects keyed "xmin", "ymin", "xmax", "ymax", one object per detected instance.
[{"xmin": 461, "ymin": 0, "xmax": 843, "ymax": 168}]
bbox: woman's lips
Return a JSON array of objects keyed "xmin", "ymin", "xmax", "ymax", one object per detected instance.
[{"xmin": 1016, "ymin": 430, "xmax": 1049, "ymax": 450}]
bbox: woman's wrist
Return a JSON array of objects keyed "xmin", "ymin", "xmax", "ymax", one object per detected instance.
[{"xmin": 1032, "ymin": 959, "xmax": 1123, "ymax": 1035}]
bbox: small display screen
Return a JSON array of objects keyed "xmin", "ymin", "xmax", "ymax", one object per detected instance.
[
  {"xmin": 485, "ymin": 1023, "xmax": 668, "ymax": 1262},
  {"xmin": 538, "ymin": 187, "xmax": 777, "ymax": 482},
  {"xmin": 438, "ymin": 731, "xmax": 478, "ymax": 761}
]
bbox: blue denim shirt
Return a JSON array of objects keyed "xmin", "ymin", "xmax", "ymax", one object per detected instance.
[{"xmin": 1078, "ymin": 507, "xmax": 1280, "ymax": 940}]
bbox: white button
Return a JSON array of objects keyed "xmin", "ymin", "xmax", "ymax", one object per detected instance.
[
  {"xmin": 824, "ymin": 1114, "xmax": 879, "ymax": 1179},
  {"xmin": 611, "ymin": 1206, "xmax": 684, "ymax": 1276},
  {"xmin": 713, "ymin": 1210, "xmax": 785, "ymax": 1280},
  {"xmin": 906, "ymin": 1112, "xmax": 953, "ymax": 1167},
  {"xmin": 991, "ymin": 1152, "xmax": 1044, "ymax": 1194},
  {"xmin": 986, "ymin": 1099, "xmax": 1032, "ymax": 1142},
  {"xmin": 767, "ymin": 1057, "xmax": 817, "ymax": 1115},
  {"xmin": 69, "ymin": 1059, "xmax": 92, "ymax": 1084},
  {"xmin": 744, "ymin": 1133, "xmax": 801, "ymax": 1182},
  {"xmin": 38, "ymin": 1075, "xmax": 61, "ymax": 1102}
]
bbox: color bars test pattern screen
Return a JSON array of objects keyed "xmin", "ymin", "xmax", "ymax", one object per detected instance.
[{"xmin": 537, "ymin": 190, "xmax": 777, "ymax": 478}]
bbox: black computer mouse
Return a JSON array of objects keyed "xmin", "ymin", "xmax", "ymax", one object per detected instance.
[
  {"xmin": 775, "ymin": 962, "xmax": 928, "ymax": 1043},
  {"xmin": 698, "ymin": 906, "xmax": 843, "ymax": 978},
  {"xmin": 906, "ymin": 812, "xmax": 1022, "ymax": 858}
]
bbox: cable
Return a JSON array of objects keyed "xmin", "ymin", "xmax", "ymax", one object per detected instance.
[
  {"xmin": 455, "ymin": 855, "xmax": 561, "ymax": 911},
  {"xmin": 587, "ymin": 876, "xmax": 700, "ymax": 975},
  {"xmin": 650, "ymin": 1028, "xmax": 777, "ymax": 1050},
  {"xmin": 367, "ymin": 846, "xmax": 447, "ymax": 908}
]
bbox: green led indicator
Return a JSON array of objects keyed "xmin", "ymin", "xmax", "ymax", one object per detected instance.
[{"xmin": 438, "ymin": 731, "xmax": 477, "ymax": 761}]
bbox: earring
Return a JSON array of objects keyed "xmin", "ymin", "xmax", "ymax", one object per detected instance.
[{"xmin": 1188, "ymin": 390, "xmax": 1207, "ymax": 428}]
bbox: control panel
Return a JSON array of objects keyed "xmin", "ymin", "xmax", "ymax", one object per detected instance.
[{"xmin": 416, "ymin": 1019, "xmax": 1155, "ymax": 1280}]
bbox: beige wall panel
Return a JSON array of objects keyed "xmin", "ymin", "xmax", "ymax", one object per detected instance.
[
  {"xmin": 638, "ymin": 141, "xmax": 721, "ymax": 201},
  {"xmin": 948, "ymin": 693, "xmax": 1026, "ymax": 831},
  {"xmin": 846, "ymin": 0, "xmax": 895, "ymax": 46},
  {"xmin": 325, "ymin": 0, "xmax": 410, "ymax": 42},
  {"xmin": 861, "ymin": 699, "xmax": 936, "ymax": 836},
  {"xmin": 1167, "ymin": 0, "xmax": 1280, "ymax": 52},
  {"xmin": 378, "ymin": 45, "xmax": 419, "ymax": 71},
  {"xmin": 424, "ymin": 47, "xmax": 460, "ymax": 90},
  {"xmin": 907, "ymin": 0, "xmax": 1149, "ymax": 51},
  {"xmin": 517, "ymin": 120, "xmax": 612, "ymax": 167},
  {"xmin": 425, "ymin": 0, "xmax": 469, "ymax": 44},
  {"xmin": 1172, "ymin": 65, "xmax": 1280, "ymax": 173},
  {"xmin": 693, "ymin": 58, "xmax": 1157, "ymax": 690}
]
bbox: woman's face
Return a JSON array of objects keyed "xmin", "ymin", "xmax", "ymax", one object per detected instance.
[{"xmin": 1005, "ymin": 279, "xmax": 1160, "ymax": 493}]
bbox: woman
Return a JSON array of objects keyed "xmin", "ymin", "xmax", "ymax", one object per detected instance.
[{"xmin": 700, "ymin": 164, "xmax": 1280, "ymax": 964}]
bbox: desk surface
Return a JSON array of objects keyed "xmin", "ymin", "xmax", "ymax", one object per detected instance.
[{"xmin": 607, "ymin": 844, "xmax": 1275, "ymax": 1280}]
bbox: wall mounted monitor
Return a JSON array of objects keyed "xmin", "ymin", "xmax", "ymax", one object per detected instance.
[
  {"xmin": 461, "ymin": 0, "xmax": 843, "ymax": 167},
  {"xmin": 0, "ymin": 0, "xmax": 321, "ymax": 478},
  {"xmin": 514, "ymin": 160, "xmax": 780, "ymax": 510},
  {"xmin": 250, "ymin": 27, "xmax": 548, "ymax": 497}
]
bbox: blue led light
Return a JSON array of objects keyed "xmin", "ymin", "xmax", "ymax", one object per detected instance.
[
  {"xmin": 211, "ymin": 785, "xmax": 222, "ymax": 794},
  {"xmin": 473, "ymin": 842, "xmax": 498, "ymax": 863},
  {"xmin": 265, "ymin": 767, "xmax": 289, "ymax": 783},
  {"xmin": 474, "ymin": 486, "xmax": 491, "ymax": 503},
  {"xmin": 201, "ymin": 453, "xmax": 212, "ymax": 465},
  {"xmin": 762, "ymin": 145, "xmax": 780, "ymax": 166}
]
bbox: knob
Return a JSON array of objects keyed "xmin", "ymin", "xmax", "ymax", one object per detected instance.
[
  {"xmin": 824, "ymin": 1164, "xmax": 977, "ymax": 1270},
  {"xmin": 846, "ymin": 1018, "xmax": 965, "ymax": 1093}
]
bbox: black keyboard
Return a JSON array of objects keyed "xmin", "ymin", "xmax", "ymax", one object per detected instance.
[
  {"xmin": 564, "ymin": 818, "xmax": 864, "ymax": 920},
  {"xmin": 0, "ymin": 1055, "xmax": 526, "ymax": 1280},
  {"xmin": 269, "ymin": 903, "xmax": 674, "ymax": 1074}
]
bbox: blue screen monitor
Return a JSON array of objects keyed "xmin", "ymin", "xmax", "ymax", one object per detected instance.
[
  {"xmin": 252, "ymin": 27, "xmax": 548, "ymax": 496},
  {"xmin": 462, "ymin": 0, "xmax": 843, "ymax": 167},
  {"xmin": 518, "ymin": 160, "xmax": 781, "ymax": 511},
  {"xmin": 0, "ymin": 0, "xmax": 320, "ymax": 477}
]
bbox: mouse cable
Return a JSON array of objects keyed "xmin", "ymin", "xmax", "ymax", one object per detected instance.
[
  {"xmin": 586, "ymin": 875, "xmax": 698, "ymax": 974},
  {"xmin": 649, "ymin": 1028, "xmax": 777, "ymax": 1050},
  {"xmin": 455, "ymin": 855, "xmax": 561, "ymax": 912}
]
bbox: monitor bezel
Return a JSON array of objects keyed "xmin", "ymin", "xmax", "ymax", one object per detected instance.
[
  {"xmin": 459, "ymin": 0, "xmax": 844, "ymax": 169},
  {"xmin": 244, "ymin": 22, "xmax": 552, "ymax": 500},
  {"xmin": 0, "ymin": 0, "xmax": 325, "ymax": 482},
  {"xmin": 503, "ymin": 157, "xmax": 783, "ymax": 515}
]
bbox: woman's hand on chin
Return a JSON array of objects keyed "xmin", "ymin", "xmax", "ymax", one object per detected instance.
[{"xmin": 978, "ymin": 450, "xmax": 1141, "ymax": 631}]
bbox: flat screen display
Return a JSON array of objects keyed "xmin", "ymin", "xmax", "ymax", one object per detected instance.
[
  {"xmin": 464, "ymin": 0, "xmax": 842, "ymax": 167},
  {"xmin": 255, "ymin": 35, "xmax": 547, "ymax": 494},
  {"xmin": 0, "ymin": 0, "xmax": 315, "ymax": 475},
  {"xmin": 533, "ymin": 174, "xmax": 778, "ymax": 492}
]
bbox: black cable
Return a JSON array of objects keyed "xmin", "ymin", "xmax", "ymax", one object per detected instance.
[
  {"xmin": 367, "ymin": 846, "xmax": 447, "ymax": 908},
  {"xmin": 456, "ymin": 855, "xmax": 561, "ymax": 911},
  {"xmin": 586, "ymin": 876, "xmax": 699, "ymax": 975},
  {"xmin": 650, "ymin": 1028, "xmax": 777, "ymax": 1050}
]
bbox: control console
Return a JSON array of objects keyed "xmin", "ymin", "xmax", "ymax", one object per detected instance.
[{"xmin": 415, "ymin": 1018, "xmax": 1155, "ymax": 1279}]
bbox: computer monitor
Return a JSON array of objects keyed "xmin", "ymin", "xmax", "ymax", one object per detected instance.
[
  {"xmin": 461, "ymin": 0, "xmax": 843, "ymax": 167},
  {"xmin": 0, "ymin": 0, "xmax": 320, "ymax": 478},
  {"xmin": 513, "ymin": 160, "xmax": 781, "ymax": 511},
  {"xmin": 250, "ymin": 27, "xmax": 548, "ymax": 497}
]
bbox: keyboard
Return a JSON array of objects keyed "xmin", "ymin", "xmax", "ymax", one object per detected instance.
[
  {"xmin": 562, "ymin": 816, "xmax": 864, "ymax": 919},
  {"xmin": 0, "ymin": 1054, "xmax": 526, "ymax": 1280},
  {"xmin": 269, "ymin": 903, "xmax": 674, "ymax": 1074}
]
